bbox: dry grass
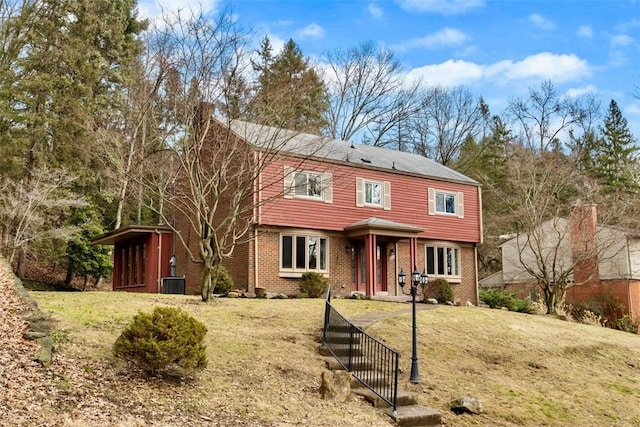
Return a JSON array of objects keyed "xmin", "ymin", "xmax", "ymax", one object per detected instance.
[{"xmin": 30, "ymin": 291, "xmax": 640, "ymax": 426}]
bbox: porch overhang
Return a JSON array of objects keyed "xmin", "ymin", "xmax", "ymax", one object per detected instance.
[
  {"xmin": 344, "ymin": 217, "xmax": 423, "ymax": 238},
  {"xmin": 91, "ymin": 224, "xmax": 173, "ymax": 245}
]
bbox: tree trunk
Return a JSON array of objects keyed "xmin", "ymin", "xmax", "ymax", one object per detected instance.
[
  {"xmin": 64, "ymin": 266, "xmax": 73, "ymax": 287},
  {"xmin": 17, "ymin": 248, "xmax": 26, "ymax": 279},
  {"xmin": 201, "ymin": 262, "xmax": 212, "ymax": 302}
]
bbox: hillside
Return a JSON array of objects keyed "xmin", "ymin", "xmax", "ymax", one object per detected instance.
[{"xmin": 3, "ymin": 260, "xmax": 640, "ymax": 426}]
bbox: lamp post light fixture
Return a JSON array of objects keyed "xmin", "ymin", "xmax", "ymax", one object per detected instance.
[{"xmin": 398, "ymin": 266, "xmax": 428, "ymax": 384}]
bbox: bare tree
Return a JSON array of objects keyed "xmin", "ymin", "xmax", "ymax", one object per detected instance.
[
  {"xmin": 143, "ymin": 7, "xmax": 329, "ymax": 301},
  {"xmin": 506, "ymin": 80, "xmax": 598, "ymax": 154},
  {"xmin": 0, "ymin": 167, "xmax": 84, "ymax": 277},
  {"xmin": 498, "ymin": 147, "xmax": 630, "ymax": 314},
  {"xmin": 409, "ymin": 85, "xmax": 485, "ymax": 166},
  {"xmin": 322, "ymin": 41, "xmax": 421, "ymax": 146}
]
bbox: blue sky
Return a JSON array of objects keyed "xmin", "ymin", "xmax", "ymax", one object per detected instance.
[{"xmin": 139, "ymin": 0, "xmax": 640, "ymax": 136}]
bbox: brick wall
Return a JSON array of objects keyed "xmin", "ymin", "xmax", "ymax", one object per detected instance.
[{"xmin": 506, "ymin": 279, "xmax": 640, "ymax": 320}]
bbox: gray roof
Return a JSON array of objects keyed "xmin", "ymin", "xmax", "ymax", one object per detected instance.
[{"xmin": 224, "ymin": 119, "xmax": 478, "ymax": 185}]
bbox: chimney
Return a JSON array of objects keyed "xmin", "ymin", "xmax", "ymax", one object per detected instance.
[{"xmin": 570, "ymin": 203, "xmax": 599, "ymax": 286}]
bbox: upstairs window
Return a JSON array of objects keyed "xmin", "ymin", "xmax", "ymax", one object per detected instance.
[
  {"xmin": 428, "ymin": 188, "xmax": 464, "ymax": 218},
  {"xmin": 284, "ymin": 167, "xmax": 332, "ymax": 203},
  {"xmin": 356, "ymin": 177, "xmax": 391, "ymax": 210},
  {"xmin": 294, "ymin": 171, "xmax": 322, "ymax": 198}
]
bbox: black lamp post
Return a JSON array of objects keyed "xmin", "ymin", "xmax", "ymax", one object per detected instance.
[{"xmin": 398, "ymin": 266, "xmax": 428, "ymax": 384}]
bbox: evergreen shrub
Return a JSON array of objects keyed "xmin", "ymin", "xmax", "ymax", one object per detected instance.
[
  {"xmin": 479, "ymin": 289, "xmax": 532, "ymax": 313},
  {"xmin": 113, "ymin": 307, "xmax": 208, "ymax": 378},
  {"xmin": 212, "ymin": 265, "xmax": 234, "ymax": 294},
  {"xmin": 298, "ymin": 272, "xmax": 328, "ymax": 298},
  {"xmin": 425, "ymin": 278, "xmax": 454, "ymax": 303}
]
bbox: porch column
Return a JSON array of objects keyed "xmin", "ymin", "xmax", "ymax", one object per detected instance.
[
  {"xmin": 364, "ymin": 234, "xmax": 377, "ymax": 296},
  {"xmin": 409, "ymin": 237, "xmax": 418, "ymax": 271}
]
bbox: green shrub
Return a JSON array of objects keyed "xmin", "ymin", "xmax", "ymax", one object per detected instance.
[
  {"xmin": 113, "ymin": 307, "xmax": 208, "ymax": 378},
  {"xmin": 479, "ymin": 289, "xmax": 532, "ymax": 313},
  {"xmin": 424, "ymin": 278, "xmax": 454, "ymax": 303},
  {"xmin": 298, "ymin": 272, "xmax": 328, "ymax": 298},
  {"xmin": 615, "ymin": 315, "xmax": 640, "ymax": 334},
  {"xmin": 212, "ymin": 265, "xmax": 234, "ymax": 294}
]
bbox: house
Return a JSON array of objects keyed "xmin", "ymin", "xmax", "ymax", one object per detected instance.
[
  {"xmin": 175, "ymin": 119, "xmax": 483, "ymax": 303},
  {"xmin": 96, "ymin": 118, "xmax": 484, "ymax": 303},
  {"xmin": 484, "ymin": 204, "xmax": 640, "ymax": 319}
]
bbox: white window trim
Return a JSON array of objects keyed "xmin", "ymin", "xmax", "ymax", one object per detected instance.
[
  {"xmin": 428, "ymin": 188, "xmax": 464, "ymax": 218},
  {"xmin": 284, "ymin": 167, "xmax": 332, "ymax": 204},
  {"xmin": 425, "ymin": 244, "xmax": 461, "ymax": 282},
  {"xmin": 356, "ymin": 177, "xmax": 391, "ymax": 210},
  {"xmin": 279, "ymin": 233, "xmax": 329, "ymax": 274}
]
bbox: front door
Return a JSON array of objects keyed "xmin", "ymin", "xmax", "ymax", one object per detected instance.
[{"xmin": 376, "ymin": 242, "xmax": 387, "ymax": 293}]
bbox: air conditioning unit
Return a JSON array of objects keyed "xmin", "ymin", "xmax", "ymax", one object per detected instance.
[{"xmin": 161, "ymin": 277, "xmax": 185, "ymax": 295}]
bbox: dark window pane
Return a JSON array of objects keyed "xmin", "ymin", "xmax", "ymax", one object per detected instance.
[
  {"xmin": 437, "ymin": 247, "xmax": 445, "ymax": 275},
  {"xmin": 320, "ymin": 238, "xmax": 327, "ymax": 270},
  {"xmin": 282, "ymin": 236, "xmax": 292, "ymax": 269},
  {"xmin": 445, "ymin": 194, "xmax": 456, "ymax": 213},
  {"xmin": 296, "ymin": 236, "xmax": 306, "ymax": 269},
  {"xmin": 426, "ymin": 247, "xmax": 435, "ymax": 275}
]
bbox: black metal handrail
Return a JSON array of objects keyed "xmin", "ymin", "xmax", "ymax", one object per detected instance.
[{"xmin": 322, "ymin": 288, "xmax": 399, "ymax": 412}]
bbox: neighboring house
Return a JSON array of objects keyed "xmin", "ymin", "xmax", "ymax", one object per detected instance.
[
  {"xmin": 96, "ymin": 118, "xmax": 484, "ymax": 303},
  {"xmin": 483, "ymin": 204, "xmax": 640, "ymax": 319}
]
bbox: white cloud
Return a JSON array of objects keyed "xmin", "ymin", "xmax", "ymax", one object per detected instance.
[
  {"xmin": 404, "ymin": 52, "xmax": 590, "ymax": 87},
  {"xmin": 528, "ymin": 13, "xmax": 555, "ymax": 31},
  {"xmin": 296, "ymin": 23, "xmax": 324, "ymax": 40},
  {"xmin": 396, "ymin": 0, "xmax": 484, "ymax": 15},
  {"xmin": 576, "ymin": 25, "xmax": 593, "ymax": 39},
  {"xmin": 405, "ymin": 59, "xmax": 484, "ymax": 86},
  {"xmin": 611, "ymin": 34, "xmax": 635, "ymax": 47},
  {"xmin": 368, "ymin": 3, "xmax": 383, "ymax": 19},
  {"xmin": 394, "ymin": 27, "xmax": 469, "ymax": 51},
  {"xmin": 564, "ymin": 84, "xmax": 598, "ymax": 98},
  {"xmin": 501, "ymin": 52, "xmax": 590, "ymax": 83}
]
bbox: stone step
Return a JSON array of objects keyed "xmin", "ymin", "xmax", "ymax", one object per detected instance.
[
  {"xmin": 350, "ymin": 370, "xmax": 392, "ymax": 388},
  {"xmin": 384, "ymin": 405, "xmax": 442, "ymax": 427},
  {"xmin": 319, "ymin": 343, "xmax": 363, "ymax": 358},
  {"xmin": 323, "ymin": 332, "xmax": 362, "ymax": 344},
  {"xmin": 324, "ymin": 356, "xmax": 373, "ymax": 372},
  {"xmin": 354, "ymin": 388, "xmax": 419, "ymax": 408}
]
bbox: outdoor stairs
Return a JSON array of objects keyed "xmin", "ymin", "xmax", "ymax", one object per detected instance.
[{"xmin": 320, "ymin": 326, "xmax": 442, "ymax": 427}]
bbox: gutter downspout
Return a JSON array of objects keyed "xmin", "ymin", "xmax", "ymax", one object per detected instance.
[
  {"xmin": 254, "ymin": 228, "xmax": 259, "ymax": 292},
  {"xmin": 156, "ymin": 229, "xmax": 162, "ymax": 293},
  {"xmin": 474, "ymin": 245, "xmax": 479, "ymax": 305},
  {"xmin": 626, "ymin": 235, "xmax": 634, "ymax": 319}
]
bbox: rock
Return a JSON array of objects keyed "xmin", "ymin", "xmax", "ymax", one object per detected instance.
[
  {"xmin": 450, "ymin": 396, "xmax": 483, "ymax": 415},
  {"xmin": 23, "ymin": 331, "xmax": 47, "ymax": 340},
  {"xmin": 319, "ymin": 370, "xmax": 351, "ymax": 402},
  {"xmin": 466, "ymin": 301, "xmax": 475, "ymax": 307},
  {"xmin": 446, "ymin": 300, "xmax": 454, "ymax": 306},
  {"xmin": 34, "ymin": 336, "xmax": 54, "ymax": 366},
  {"xmin": 426, "ymin": 298, "xmax": 439, "ymax": 304},
  {"xmin": 227, "ymin": 292, "xmax": 240, "ymax": 298}
]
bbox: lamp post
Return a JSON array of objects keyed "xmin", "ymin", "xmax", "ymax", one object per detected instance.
[{"xmin": 398, "ymin": 266, "xmax": 428, "ymax": 384}]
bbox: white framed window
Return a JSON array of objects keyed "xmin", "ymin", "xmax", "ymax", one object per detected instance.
[
  {"xmin": 284, "ymin": 167, "xmax": 332, "ymax": 203},
  {"xmin": 280, "ymin": 234, "xmax": 328, "ymax": 273},
  {"xmin": 428, "ymin": 188, "xmax": 464, "ymax": 218},
  {"xmin": 356, "ymin": 177, "xmax": 391, "ymax": 210},
  {"xmin": 426, "ymin": 245, "xmax": 460, "ymax": 278}
]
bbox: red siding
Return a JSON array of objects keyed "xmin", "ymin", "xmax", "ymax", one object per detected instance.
[{"xmin": 259, "ymin": 158, "xmax": 481, "ymax": 243}]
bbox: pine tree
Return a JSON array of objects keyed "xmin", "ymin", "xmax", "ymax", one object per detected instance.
[
  {"xmin": 249, "ymin": 38, "xmax": 328, "ymax": 133},
  {"xmin": 589, "ymin": 99, "xmax": 638, "ymax": 194}
]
